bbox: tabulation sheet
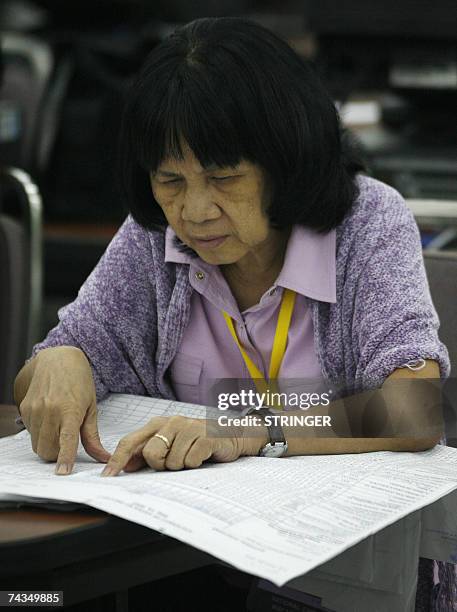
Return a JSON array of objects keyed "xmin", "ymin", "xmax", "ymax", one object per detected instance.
[{"xmin": 2, "ymin": 393, "xmax": 457, "ymax": 586}]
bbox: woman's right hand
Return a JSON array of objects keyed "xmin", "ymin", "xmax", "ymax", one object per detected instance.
[{"xmin": 14, "ymin": 346, "xmax": 111, "ymax": 475}]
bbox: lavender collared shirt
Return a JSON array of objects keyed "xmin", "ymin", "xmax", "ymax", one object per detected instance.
[{"xmin": 164, "ymin": 225, "xmax": 336, "ymax": 406}]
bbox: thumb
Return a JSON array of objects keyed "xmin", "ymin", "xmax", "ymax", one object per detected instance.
[{"xmin": 80, "ymin": 399, "xmax": 111, "ymax": 463}]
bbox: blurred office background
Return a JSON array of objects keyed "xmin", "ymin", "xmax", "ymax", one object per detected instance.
[{"xmin": 1, "ymin": 0, "xmax": 457, "ymax": 404}]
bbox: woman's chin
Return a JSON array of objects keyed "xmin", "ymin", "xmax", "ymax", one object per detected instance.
[
  {"xmin": 193, "ymin": 242, "xmax": 241, "ymax": 265},
  {"xmin": 195, "ymin": 249, "xmax": 233, "ymax": 265},
  {"xmin": 195, "ymin": 249, "xmax": 240, "ymax": 266}
]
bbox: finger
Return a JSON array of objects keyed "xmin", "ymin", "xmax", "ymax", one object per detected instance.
[
  {"xmin": 164, "ymin": 430, "xmax": 200, "ymax": 471},
  {"xmin": 18, "ymin": 399, "xmax": 31, "ymax": 431},
  {"xmin": 143, "ymin": 416, "xmax": 200, "ymax": 471},
  {"xmin": 101, "ymin": 419, "xmax": 165, "ymax": 477},
  {"xmin": 123, "ymin": 457, "xmax": 148, "ymax": 472},
  {"xmin": 183, "ymin": 438, "xmax": 214, "ymax": 469},
  {"xmin": 101, "ymin": 417, "xmax": 171, "ymax": 476},
  {"xmin": 123, "ymin": 445, "xmax": 148, "ymax": 472},
  {"xmin": 80, "ymin": 399, "xmax": 111, "ymax": 463},
  {"xmin": 142, "ymin": 420, "xmax": 185, "ymax": 470},
  {"xmin": 122, "ymin": 440, "xmax": 149, "ymax": 472},
  {"xmin": 27, "ymin": 403, "xmax": 45, "ymax": 455},
  {"xmin": 141, "ymin": 435, "xmax": 172, "ymax": 471},
  {"xmin": 36, "ymin": 420, "xmax": 60, "ymax": 462},
  {"xmin": 55, "ymin": 415, "xmax": 81, "ymax": 475}
]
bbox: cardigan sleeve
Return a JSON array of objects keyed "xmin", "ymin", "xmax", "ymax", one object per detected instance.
[
  {"xmin": 31, "ymin": 216, "xmax": 159, "ymax": 401},
  {"xmin": 351, "ymin": 191, "xmax": 450, "ymax": 390}
]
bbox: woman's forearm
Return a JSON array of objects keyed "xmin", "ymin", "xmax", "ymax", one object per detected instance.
[
  {"xmin": 281, "ymin": 434, "xmax": 441, "ymax": 456},
  {"xmin": 240, "ymin": 380, "xmax": 444, "ymax": 456}
]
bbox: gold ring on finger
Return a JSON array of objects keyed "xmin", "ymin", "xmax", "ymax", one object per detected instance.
[{"xmin": 154, "ymin": 433, "xmax": 171, "ymax": 450}]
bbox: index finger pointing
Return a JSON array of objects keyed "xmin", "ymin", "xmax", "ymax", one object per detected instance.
[
  {"xmin": 101, "ymin": 419, "xmax": 167, "ymax": 477},
  {"xmin": 101, "ymin": 436, "xmax": 142, "ymax": 477}
]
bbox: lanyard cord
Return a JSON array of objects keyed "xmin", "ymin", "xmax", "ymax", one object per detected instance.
[{"xmin": 221, "ymin": 288, "xmax": 296, "ymax": 408}]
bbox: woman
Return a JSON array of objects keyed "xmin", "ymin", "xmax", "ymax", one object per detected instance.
[{"xmin": 14, "ymin": 17, "xmax": 450, "ymax": 609}]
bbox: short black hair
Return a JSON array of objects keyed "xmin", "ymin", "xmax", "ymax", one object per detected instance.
[{"xmin": 119, "ymin": 17, "xmax": 365, "ymax": 233}]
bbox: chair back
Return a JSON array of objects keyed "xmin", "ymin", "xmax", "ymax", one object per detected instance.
[
  {"xmin": 0, "ymin": 32, "xmax": 69, "ymax": 175},
  {"xmin": 423, "ymin": 251, "xmax": 457, "ymax": 375},
  {"xmin": 0, "ymin": 168, "xmax": 43, "ymax": 403},
  {"xmin": 423, "ymin": 251, "xmax": 457, "ymax": 445}
]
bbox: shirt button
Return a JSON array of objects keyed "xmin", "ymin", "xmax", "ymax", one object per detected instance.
[{"xmin": 195, "ymin": 271, "xmax": 205, "ymax": 280}]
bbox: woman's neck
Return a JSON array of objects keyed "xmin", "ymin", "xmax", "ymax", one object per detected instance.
[{"xmin": 221, "ymin": 228, "xmax": 290, "ymax": 310}]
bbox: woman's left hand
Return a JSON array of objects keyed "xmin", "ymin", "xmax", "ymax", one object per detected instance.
[{"xmin": 101, "ymin": 416, "xmax": 263, "ymax": 476}]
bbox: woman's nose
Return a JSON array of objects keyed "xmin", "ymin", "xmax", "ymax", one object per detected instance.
[{"xmin": 181, "ymin": 189, "xmax": 221, "ymax": 223}]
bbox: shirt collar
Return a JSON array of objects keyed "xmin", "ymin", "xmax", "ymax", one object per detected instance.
[
  {"xmin": 276, "ymin": 225, "xmax": 336, "ymax": 303},
  {"xmin": 164, "ymin": 224, "xmax": 336, "ymax": 303}
]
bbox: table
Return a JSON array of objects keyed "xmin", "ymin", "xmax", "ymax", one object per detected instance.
[{"xmin": 0, "ymin": 406, "xmax": 215, "ymax": 611}]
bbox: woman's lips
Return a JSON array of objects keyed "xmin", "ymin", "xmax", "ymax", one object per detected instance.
[{"xmin": 192, "ymin": 236, "xmax": 228, "ymax": 249}]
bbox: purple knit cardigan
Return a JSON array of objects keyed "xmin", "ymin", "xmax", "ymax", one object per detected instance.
[{"xmin": 32, "ymin": 175, "xmax": 450, "ymax": 399}]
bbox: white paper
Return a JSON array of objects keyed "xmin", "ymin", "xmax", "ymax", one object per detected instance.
[{"xmin": 2, "ymin": 393, "xmax": 457, "ymax": 587}]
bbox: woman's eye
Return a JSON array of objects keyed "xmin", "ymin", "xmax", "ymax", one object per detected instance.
[{"xmin": 159, "ymin": 175, "xmax": 238, "ymax": 185}]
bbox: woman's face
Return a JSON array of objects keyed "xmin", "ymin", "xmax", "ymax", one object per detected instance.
[{"xmin": 149, "ymin": 143, "xmax": 276, "ymax": 266}]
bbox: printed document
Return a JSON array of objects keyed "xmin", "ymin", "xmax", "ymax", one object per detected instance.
[{"xmin": 2, "ymin": 394, "xmax": 457, "ymax": 586}]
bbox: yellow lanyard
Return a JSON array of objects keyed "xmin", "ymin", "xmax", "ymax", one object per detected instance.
[{"xmin": 221, "ymin": 288, "xmax": 296, "ymax": 408}]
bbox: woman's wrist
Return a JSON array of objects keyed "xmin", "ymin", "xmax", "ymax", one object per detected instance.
[{"xmin": 238, "ymin": 425, "xmax": 269, "ymax": 456}]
